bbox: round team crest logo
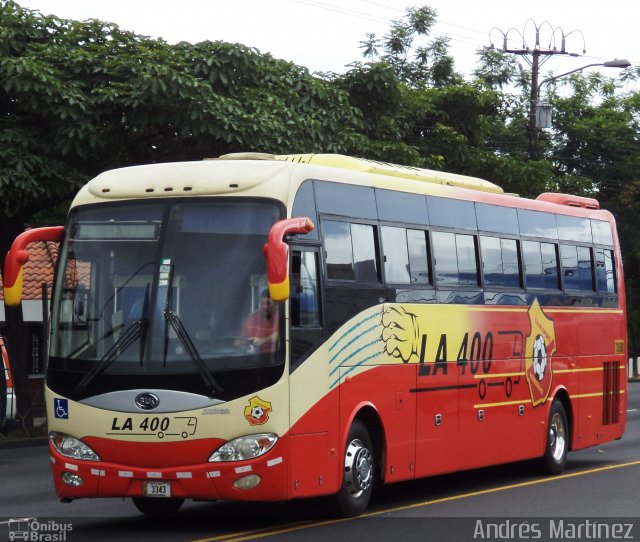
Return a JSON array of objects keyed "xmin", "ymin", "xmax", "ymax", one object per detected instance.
[
  {"xmin": 525, "ymin": 300, "xmax": 556, "ymax": 407},
  {"xmin": 244, "ymin": 396, "xmax": 272, "ymax": 425}
]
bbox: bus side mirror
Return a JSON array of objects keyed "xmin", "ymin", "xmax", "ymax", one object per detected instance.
[
  {"xmin": 4, "ymin": 226, "xmax": 64, "ymax": 307},
  {"xmin": 263, "ymin": 218, "xmax": 314, "ymax": 302}
]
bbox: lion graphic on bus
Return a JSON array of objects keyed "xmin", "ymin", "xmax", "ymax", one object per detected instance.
[{"xmin": 381, "ymin": 306, "xmax": 420, "ymax": 363}]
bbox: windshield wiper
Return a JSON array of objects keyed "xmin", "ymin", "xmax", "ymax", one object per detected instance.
[
  {"xmin": 70, "ymin": 263, "xmax": 154, "ymax": 360},
  {"xmin": 73, "ymin": 284, "xmax": 151, "ymax": 395},
  {"xmin": 162, "ymin": 265, "xmax": 223, "ymax": 397},
  {"xmin": 164, "ymin": 309, "xmax": 224, "ymax": 397},
  {"xmin": 73, "ymin": 320, "xmax": 143, "ymax": 395}
]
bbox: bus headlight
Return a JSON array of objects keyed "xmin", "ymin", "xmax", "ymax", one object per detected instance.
[
  {"xmin": 49, "ymin": 432, "xmax": 101, "ymax": 461},
  {"xmin": 209, "ymin": 433, "xmax": 278, "ymax": 462}
]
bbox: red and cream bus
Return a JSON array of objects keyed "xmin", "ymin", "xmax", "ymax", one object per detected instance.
[{"xmin": 4, "ymin": 153, "xmax": 626, "ymax": 516}]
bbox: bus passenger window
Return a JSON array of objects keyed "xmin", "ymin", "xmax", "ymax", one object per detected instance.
[
  {"xmin": 577, "ymin": 246, "xmax": 594, "ymax": 291},
  {"xmin": 432, "ymin": 232, "xmax": 478, "ymax": 287},
  {"xmin": 481, "ymin": 237, "xmax": 521, "ymax": 289},
  {"xmin": 501, "ymin": 239, "xmax": 521, "ymax": 288},
  {"xmin": 324, "ymin": 220, "xmax": 354, "ymax": 281},
  {"xmin": 323, "ymin": 220, "xmax": 379, "ymax": 283},
  {"xmin": 591, "ymin": 219, "xmax": 614, "ymax": 245},
  {"xmin": 561, "ymin": 244, "xmax": 578, "ymax": 290},
  {"xmin": 381, "ymin": 227, "xmax": 430, "ymax": 286},
  {"xmin": 556, "ymin": 215, "xmax": 591, "ymax": 242},
  {"xmin": 561, "ymin": 245, "xmax": 594, "ymax": 291},
  {"xmin": 481, "ymin": 236, "xmax": 503, "ymax": 287},
  {"xmin": 456, "ymin": 234, "xmax": 479, "ymax": 286},
  {"xmin": 518, "ymin": 209, "xmax": 558, "ymax": 239},
  {"xmin": 291, "ymin": 181, "xmax": 319, "ymax": 241},
  {"xmin": 351, "ymin": 223, "xmax": 378, "ymax": 283},
  {"xmin": 541, "ymin": 243, "xmax": 560, "ymax": 289},
  {"xmin": 523, "ymin": 241, "xmax": 543, "ymax": 288},
  {"xmin": 595, "ymin": 248, "xmax": 616, "ymax": 293},
  {"xmin": 432, "ymin": 232, "xmax": 458, "ymax": 285},
  {"xmin": 291, "ymin": 251, "xmax": 321, "ymax": 327},
  {"xmin": 407, "ymin": 229, "xmax": 430, "ymax": 285},
  {"xmin": 381, "ymin": 226, "xmax": 410, "ymax": 284},
  {"xmin": 524, "ymin": 241, "xmax": 559, "ymax": 290}
]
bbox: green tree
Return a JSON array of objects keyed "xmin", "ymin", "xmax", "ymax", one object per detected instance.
[
  {"xmin": 473, "ymin": 47, "xmax": 521, "ymax": 91},
  {"xmin": 613, "ymin": 180, "xmax": 640, "ymax": 362},
  {"xmin": 358, "ymin": 5, "xmax": 461, "ymax": 88},
  {"xmin": 545, "ymin": 74, "xmax": 639, "ymax": 196},
  {"xmin": 349, "ymin": 9, "xmax": 556, "ymax": 195},
  {"xmin": 0, "ymin": 0, "xmax": 370, "ymax": 248}
]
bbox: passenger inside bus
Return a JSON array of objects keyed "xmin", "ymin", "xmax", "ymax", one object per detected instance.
[{"xmin": 236, "ymin": 290, "xmax": 280, "ymax": 353}]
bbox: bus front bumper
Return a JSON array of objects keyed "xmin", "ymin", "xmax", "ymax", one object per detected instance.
[{"xmin": 48, "ymin": 440, "xmax": 289, "ymax": 502}]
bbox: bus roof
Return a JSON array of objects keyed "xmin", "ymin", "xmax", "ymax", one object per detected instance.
[
  {"xmin": 225, "ymin": 153, "xmax": 504, "ymax": 194},
  {"xmin": 75, "ymin": 153, "xmax": 503, "ymax": 208},
  {"xmin": 73, "ymin": 153, "xmax": 606, "ymax": 220}
]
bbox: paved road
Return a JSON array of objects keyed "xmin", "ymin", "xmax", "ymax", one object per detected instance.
[{"xmin": 1, "ymin": 382, "xmax": 639, "ymax": 541}]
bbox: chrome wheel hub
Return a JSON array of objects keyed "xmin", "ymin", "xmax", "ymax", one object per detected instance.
[
  {"xmin": 549, "ymin": 412, "xmax": 566, "ymax": 462},
  {"xmin": 344, "ymin": 438, "xmax": 373, "ymax": 498}
]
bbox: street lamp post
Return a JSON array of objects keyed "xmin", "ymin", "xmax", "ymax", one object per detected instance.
[{"xmin": 528, "ymin": 58, "xmax": 631, "ymax": 158}]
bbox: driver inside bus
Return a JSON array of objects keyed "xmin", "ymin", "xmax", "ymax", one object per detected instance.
[{"xmin": 236, "ymin": 290, "xmax": 280, "ymax": 353}]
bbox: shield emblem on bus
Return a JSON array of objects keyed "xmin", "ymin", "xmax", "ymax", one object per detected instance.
[
  {"xmin": 244, "ymin": 396, "xmax": 272, "ymax": 426},
  {"xmin": 525, "ymin": 300, "xmax": 556, "ymax": 407}
]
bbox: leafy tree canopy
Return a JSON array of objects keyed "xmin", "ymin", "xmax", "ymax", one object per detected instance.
[
  {"xmin": 0, "ymin": 0, "xmax": 376, "ymax": 245},
  {"xmin": 358, "ymin": 5, "xmax": 462, "ymax": 88}
]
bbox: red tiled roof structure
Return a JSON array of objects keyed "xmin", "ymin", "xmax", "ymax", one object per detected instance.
[{"xmin": 0, "ymin": 241, "xmax": 59, "ymax": 300}]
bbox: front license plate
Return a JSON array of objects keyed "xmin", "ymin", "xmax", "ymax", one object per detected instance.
[{"xmin": 143, "ymin": 481, "xmax": 171, "ymax": 498}]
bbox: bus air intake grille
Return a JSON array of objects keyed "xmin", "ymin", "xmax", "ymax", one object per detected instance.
[{"xmin": 602, "ymin": 361, "xmax": 620, "ymax": 425}]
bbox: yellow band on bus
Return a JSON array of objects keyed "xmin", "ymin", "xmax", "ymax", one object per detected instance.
[
  {"xmin": 3, "ymin": 269, "xmax": 24, "ymax": 307},
  {"xmin": 268, "ymin": 279, "xmax": 290, "ymax": 302}
]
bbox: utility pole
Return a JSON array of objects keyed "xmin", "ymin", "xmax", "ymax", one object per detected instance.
[{"xmin": 489, "ymin": 21, "xmax": 584, "ymax": 159}]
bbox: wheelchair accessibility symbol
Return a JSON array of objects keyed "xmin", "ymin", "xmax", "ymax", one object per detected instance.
[{"xmin": 54, "ymin": 398, "xmax": 69, "ymax": 419}]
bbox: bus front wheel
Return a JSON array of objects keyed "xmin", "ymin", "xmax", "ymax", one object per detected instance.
[
  {"xmin": 541, "ymin": 399, "xmax": 568, "ymax": 475},
  {"xmin": 335, "ymin": 419, "xmax": 374, "ymax": 517},
  {"xmin": 132, "ymin": 497, "xmax": 184, "ymax": 516}
]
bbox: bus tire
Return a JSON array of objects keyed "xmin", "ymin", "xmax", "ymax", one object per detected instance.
[
  {"xmin": 541, "ymin": 399, "xmax": 568, "ymax": 475},
  {"xmin": 132, "ymin": 497, "xmax": 184, "ymax": 516},
  {"xmin": 335, "ymin": 419, "xmax": 375, "ymax": 517}
]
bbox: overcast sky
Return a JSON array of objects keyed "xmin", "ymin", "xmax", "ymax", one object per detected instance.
[{"xmin": 15, "ymin": 0, "xmax": 639, "ymax": 81}]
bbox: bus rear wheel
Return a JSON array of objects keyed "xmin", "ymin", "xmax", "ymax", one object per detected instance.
[
  {"xmin": 335, "ymin": 419, "xmax": 375, "ymax": 517},
  {"xmin": 132, "ymin": 497, "xmax": 184, "ymax": 516},
  {"xmin": 541, "ymin": 399, "xmax": 568, "ymax": 475}
]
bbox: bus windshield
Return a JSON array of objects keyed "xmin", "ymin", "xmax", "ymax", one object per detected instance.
[{"xmin": 48, "ymin": 199, "xmax": 284, "ymax": 401}]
